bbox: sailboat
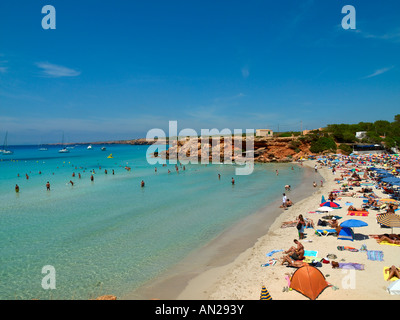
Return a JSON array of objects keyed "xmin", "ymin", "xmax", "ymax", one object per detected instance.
[
  {"xmin": 38, "ymin": 141, "xmax": 48, "ymax": 151},
  {"xmin": 2, "ymin": 132, "xmax": 13, "ymax": 155},
  {"xmin": 58, "ymin": 132, "xmax": 70, "ymax": 153}
]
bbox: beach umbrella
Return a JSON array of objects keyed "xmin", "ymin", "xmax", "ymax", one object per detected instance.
[
  {"xmin": 260, "ymin": 286, "xmax": 272, "ymax": 300},
  {"xmin": 376, "ymin": 214, "xmax": 400, "ymax": 234},
  {"xmin": 340, "ymin": 219, "xmax": 368, "ymax": 228},
  {"xmin": 321, "ymin": 196, "xmax": 326, "ymax": 204},
  {"xmin": 320, "ymin": 201, "xmax": 341, "ymax": 208},
  {"xmin": 316, "ymin": 206, "xmax": 333, "ymax": 212},
  {"xmin": 378, "ymin": 199, "xmax": 400, "ymax": 205}
]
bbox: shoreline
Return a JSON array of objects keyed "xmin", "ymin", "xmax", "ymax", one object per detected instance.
[{"xmin": 123, "ymin": 163, "xmax": 323, "ymax": 300}]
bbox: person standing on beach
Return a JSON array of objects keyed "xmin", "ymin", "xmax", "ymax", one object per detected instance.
[
  {"xmin": 296, "ymin": 215, "xmax": 306, "ymax": 239},
  {"xmin": 314, "ymin": 164, "xmax": 318, "ymax": 172},
  {"xmin": 282, "ymin": 193, "xmax": 287, "ymax": 208}
]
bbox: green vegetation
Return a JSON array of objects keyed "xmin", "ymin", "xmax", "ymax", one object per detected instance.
[
  {"xmin": 277, "ymin": 114, "xmax": 400, "ymax": 154},
  {"xmin": 309, "ymin": 136, "xmax": 337, "ymax": 153},
  {"xmin": 324, "ymin": 114, "xmax": 400, "ymax": 149}
]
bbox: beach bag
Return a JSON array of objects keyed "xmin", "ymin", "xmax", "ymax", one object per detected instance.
[{"xmin": 296, "ymin": 223, "xmax": 302, "ymax": 230}]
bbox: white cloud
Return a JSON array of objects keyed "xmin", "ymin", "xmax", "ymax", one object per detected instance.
[
  {"xmin": 362, "ymin": 66, "xmax": 394, "ymax": 79},
  {"xmin": 36, "ymin": 62, "xmax": 81, "ymax": 77}
]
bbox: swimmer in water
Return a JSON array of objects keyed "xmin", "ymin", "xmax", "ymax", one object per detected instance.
[
  {"xmin": 46, "ymin": 182, "xmax": 50, "ymax": 191},
  {"xmin": 15, "ymin": 184, "xmax": 19, "ymax": 193},
  {"xmin": 141, "ymin": 180, "xmax": 145, "ymax": 187}
]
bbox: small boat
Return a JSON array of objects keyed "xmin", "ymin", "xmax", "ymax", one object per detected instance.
[
  {"xmin": 39, "ymin": 147, "xmax": 48, "ymax": 151},
  {"xmin": 101, "ymin": 147, "xmax": 106, "ymax": 151},
  {"xmin": 58, "ymin": 132, "xmax": 70, "ymax": 153},
  {"xmin": 87, "ymin": 145, "xmax": 93, "ymax": 150},
  {"xmin": 107, "ymin": 154, "xmax": 114, "ymax": 159},
  {"xmin": 2, "ymin": 132, "xmax": 13, "ymax": 155}
]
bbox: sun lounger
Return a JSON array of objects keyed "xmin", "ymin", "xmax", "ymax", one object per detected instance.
[{"xmin": 315, "ymin": 229, "xmax": 337, "ymax": 237}]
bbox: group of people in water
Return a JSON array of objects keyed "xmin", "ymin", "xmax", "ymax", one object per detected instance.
[{"xmin": 13, "ymin": 161, "xmax": 245, "ymax": 194}]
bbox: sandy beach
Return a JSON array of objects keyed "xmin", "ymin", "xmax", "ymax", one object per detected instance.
[{"xmin": 177, "ymin": 160, "xmax": 400, "ymax": 300}]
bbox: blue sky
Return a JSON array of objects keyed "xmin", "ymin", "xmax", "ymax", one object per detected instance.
[{"xmin": 0, "ymin": 0, "xmax": 399, "ymax": 144}]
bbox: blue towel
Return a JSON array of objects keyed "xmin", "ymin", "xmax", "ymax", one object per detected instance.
[
  {"xmin": 266, "ymin": 249, "xmax": 283, "ymax": 257},
  {"xmin": 367, "ymin": 250, "xmax": 384, "ymax": 261},
  {"xmin": 304, "ymin": 250, "xmax": 318, "ymax": 257}
]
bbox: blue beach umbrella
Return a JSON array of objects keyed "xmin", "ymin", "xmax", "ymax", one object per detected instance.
[{"xmin": 340, "ymin": 219, "xmax": 368, "ymax": 228}]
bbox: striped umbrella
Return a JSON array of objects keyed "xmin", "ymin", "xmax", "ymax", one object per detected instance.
[
  {"xmin": 260, "ymin": 286, "xmax": 272, "ymax": 300},
  {"xmin": 378, "ymin": 199, "xmax": 400, "ymax": 206},
  {"xmin": 377, "ymin": 214, "xmax": 400, "ymax": 233}
]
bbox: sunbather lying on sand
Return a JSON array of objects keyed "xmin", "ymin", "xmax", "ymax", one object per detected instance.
[
  {"xmin": 377, "ymin": 235, "xmax": 400, "ymax": 245},
  {"xmin": 340, "ymin": 192, "xmax": 356, "ymax": 197},
  {"xmin": 385, "ymin": 265, "xmax": 400, "ymax": 281},
  {"xmin": 280, "ymin": 255, "xmax": 308, "ymax": 268},
  {"xmin": 370, "ymin": 234, "xmax": 400, "ymax": 240},
  {"xmin": 347, "ymin": 205, "xmax": 363, "ymax": 211}
]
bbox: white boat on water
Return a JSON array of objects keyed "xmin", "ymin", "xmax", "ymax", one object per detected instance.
[
  {"xmin": 39, "ymin": 147, "xmax": 48, "ymax": 151},
  {"xmin": 58, "ymin": 132, "xmax": 70, "ymax": 153},
  {"xmin": 101, "ymin": 147, "xmax": 106, "ymax": 151},
  {"xmin": 1, "ymin": 132, "xmax": 13, "ymax": 155},
  {"xmin": 87, "ymin": 145, "xmax": 93, "ymax": 150}
]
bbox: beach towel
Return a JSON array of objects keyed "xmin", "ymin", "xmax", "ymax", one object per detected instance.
[
  {"xmin": 266, "ymin": 249, "xmax": 283, "ymax": 257},
  {"xmin": 383, "ymin": 267, "xmax": 399, "ymax": 282},
  {"xmin": 378, "ymin": 241, "xmax": 400, "ymax": 247},
  {"xmin": 367, "ymin": 250, "xmax": 384, "ymax": 261},
  {"xmin": 304, "ymin": 250, "xmax": 318, "ymax": 257},
  {"xmin": 261, "ymin": 259, "xmax": 277, "ymax": 267},
  {"xmin": 337, "ymin": 246, "xmax": 359, "ymax": 252},
  {"xmin": 347, "ymin": 211, "xmax": 369, "ymax": 217},
  {"xmin": 338, "ymin": 263, "xmax": 365, "ymax": 270}
]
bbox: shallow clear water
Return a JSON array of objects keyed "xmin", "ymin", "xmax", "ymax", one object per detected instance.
[{"xmin": 0, "ymin": 144, "xmax": 305, "ymax": 299}]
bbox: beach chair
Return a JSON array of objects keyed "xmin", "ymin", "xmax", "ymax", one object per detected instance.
[{"xmin": 315, "ymin": 229, "xmax": 337, "ymax": 237}]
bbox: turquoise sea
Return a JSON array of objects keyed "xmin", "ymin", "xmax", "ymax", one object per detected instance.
[{"xmin": 0, "ymin": 144, "xmax": 305, "ymax": 299}]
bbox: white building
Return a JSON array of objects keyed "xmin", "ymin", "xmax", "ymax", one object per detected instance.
[
  {"xmin": 355, "ymin": 131, "xmax": 367, "ymax": 139},
  {"xmin": 256, "ymin": 129, "xmax": 274, "ymax": 137}
]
